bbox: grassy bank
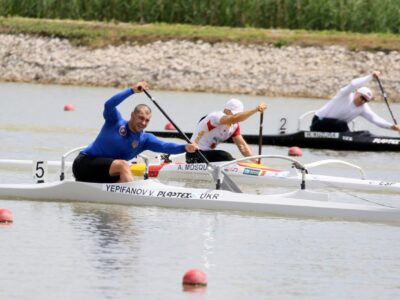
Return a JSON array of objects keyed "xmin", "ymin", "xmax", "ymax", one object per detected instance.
[
  {"xmin": 1, "ymin": 17, "xmax": 400, "ymax": 51},
  {"xmin": 1, "ymin": 0, "xmax": 400, "ymax": 34}
]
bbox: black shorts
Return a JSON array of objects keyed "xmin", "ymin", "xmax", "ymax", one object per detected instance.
[
  {"xmin": 310, "ymin": 115, "xmax": 350, "ymax": 132},
  {"xmin": 72, "ymin": 153, "xmax": 120, "ymax": 183},
  {"xmin": 186, "ymin": 150, "xmax": 234, "ymax": 163}
]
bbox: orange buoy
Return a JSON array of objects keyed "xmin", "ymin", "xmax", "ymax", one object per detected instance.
[
  {"xmin": 164, "ymin": 122, "xmax": 175, "ymax": 130},
  {"xmin": 182, "ymin": 269, "xmax": 207, "ymax": 286},
  {"xmin": 0, "ymin": 209, "xmax": 13, "ymax": 223},
  {"xmin": 288, "ymin": 146, "xmax": 302, "ymax": 156},
  {"xmin": 63, "ymin": 104, "xmax": 75, "ymax": 111}
]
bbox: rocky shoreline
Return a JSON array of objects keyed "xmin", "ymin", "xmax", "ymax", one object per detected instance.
[{"xmin": 1, "ymin": 33, "xmax": 400, "ymax": 101}]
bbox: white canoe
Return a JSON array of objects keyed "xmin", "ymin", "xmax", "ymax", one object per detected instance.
[
  {"xmin": 131, "ymin": 155, "xmax": 400, "ymax": 194},
  {"xmin": 0, "ymin": 179, "xmax": 399, "ymax": 224},
  {"xmin": 147, "ymin": 163, "xmax": 400, "ymax": 193}
]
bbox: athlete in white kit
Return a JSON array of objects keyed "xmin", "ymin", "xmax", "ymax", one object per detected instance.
[
  {"xmin": 186, "ymin": 98, "xmax": 267, "ymax": 163},
  {"xmin": 310, "ymin": 71, "xmax": 400, "ymax": 132}
]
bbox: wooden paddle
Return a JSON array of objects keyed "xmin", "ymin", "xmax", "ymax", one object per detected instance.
[{"xmin": 143, "ymin": 89, "xmax": 242, "ymax": 193}]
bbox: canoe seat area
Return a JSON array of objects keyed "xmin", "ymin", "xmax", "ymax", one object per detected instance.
[{"xmin": 130, "ymin": 163, "xmax": 168, "ymax": 177}]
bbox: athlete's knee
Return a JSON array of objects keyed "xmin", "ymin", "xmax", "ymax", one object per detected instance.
[
  {"xmin": 219, "ymin": 151, "xmax": 234, "ymax": 161},
  {"xmin": 111, "ymin": 159, "xmax": 130, "ymax": 172}
]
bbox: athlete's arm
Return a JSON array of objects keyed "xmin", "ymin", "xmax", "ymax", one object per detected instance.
[
  {"xmin": 103, "ymin": 81, "xmax": 147, "ymax": 122},
  {"xmin": 220, "ymin": 103, "xmax": 266, "ymax": 125},
  {"xmin": 144, "ymin": 133, "xmax": 186, "ymax": 154},
  {"xmin": 103, "ymin": 89, "xmax": 134, "ymax": 122},
  {"xmin": 232, "ymin": 135, "xmax": 255, "ymax": 160},
  {"xmin": 361, "ymin": 105, "xmax": 393, "ymax": 129},
  {"xmin": 336, "ymin": 73, "xmax": 376, "ymax": 98}
]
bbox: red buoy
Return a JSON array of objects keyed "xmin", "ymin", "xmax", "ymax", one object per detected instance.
[
  {"xmin": 164, "ymin": 122, "xmax": 175, "ymax": 130},
  {"xmin": 0, "ymin": 209, "xmax": 13, "ymax": 223},
  {"xmin": 63, "ymin": 104, "xmax": 75, "ymax": 111},
  {"xmin": 288, "ymin": 146, "xmax": 302, "ymax": 156},
  {"xmin": 182, "ymin": 269, "xmax": 207, "ymax": 286}
]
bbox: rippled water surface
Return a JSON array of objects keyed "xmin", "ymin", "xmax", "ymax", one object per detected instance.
[{"xmin": 1, "ymin": 82, "xmax": 400, "ymax": 300}]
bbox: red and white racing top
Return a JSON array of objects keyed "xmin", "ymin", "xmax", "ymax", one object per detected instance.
[{"xmin": 190, "ymin": 111, "xmax": 241, "ymax": 150}]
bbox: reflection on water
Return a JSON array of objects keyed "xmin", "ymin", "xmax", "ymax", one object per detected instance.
[
  {"xmin": 70, "ymin": 204, "xmax": 140, "ymax": 276},
  {"xmin": 182, "ymin": 284, "xmax": 208, "ymax": 294}
]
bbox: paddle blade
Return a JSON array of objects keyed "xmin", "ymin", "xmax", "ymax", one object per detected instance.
[
  {"xmin": 220, "ymin": 172, "xmax": 242, "ymax": 193},
  {"xmin": 209, "ymin": 167, "xmax": 242, "ymax": 193}
]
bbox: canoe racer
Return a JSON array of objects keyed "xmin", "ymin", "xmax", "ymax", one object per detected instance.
[
  {"xmin": 186, "ymin": 98, "xmax": 266, "ymax": 163},
  {"xmin": 310, "ymin": 71, "xmax": 400, "ymax": 132},
  {"xmin": 73, "ymin": 81, "xmax": 197, "ymax": 183}
]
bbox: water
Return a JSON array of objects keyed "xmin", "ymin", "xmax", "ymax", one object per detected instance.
[{"xmin": 1, "ymin": 82, "xmax": 400, "ymax": 300}]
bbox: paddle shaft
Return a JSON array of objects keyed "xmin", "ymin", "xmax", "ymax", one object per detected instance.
[
  {"xmin": 142, "ymin": 89, "xmax": 211, "ymax": 165},
  {"xmin": 376, "ymin": 77, "xmax": 398, "ymax": 125},
  {"xmin": 257, "ymin": 112, "xmax": 264, "ymax": 164}
]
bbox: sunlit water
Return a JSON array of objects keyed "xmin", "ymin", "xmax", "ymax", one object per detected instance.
[{"xmin": 1, "ymin": 82, "xmax": 400, "ymax": 300}]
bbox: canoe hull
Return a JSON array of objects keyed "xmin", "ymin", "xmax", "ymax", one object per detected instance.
[{"xmin": 0, "ymin": 179, "xmax": 399, "ymax": 224}]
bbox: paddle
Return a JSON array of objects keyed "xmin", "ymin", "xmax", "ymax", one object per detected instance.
[
  {"xmin": 375, "ymin": 76, "xmax": 399, "ymax": 135},
  {"xmin": 142, "ymin": 89, "xmax": 242, "ymax": 193},
  {"xmin": 257, "ymin": 112, "xmax": 264, "ymax": 164}
]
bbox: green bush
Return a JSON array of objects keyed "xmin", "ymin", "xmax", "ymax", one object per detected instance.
[{"xmin": 1, "ymin": 0, "xmax": 399, "ymax": 33}]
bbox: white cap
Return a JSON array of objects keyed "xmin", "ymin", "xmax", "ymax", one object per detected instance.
[
  {"xmin": 225, "ymin": 98, "xmax": 243, "ymax": 114},
  {"xmin": 357, "ymin": 87, "xmax": 373, "ymax": 101}
]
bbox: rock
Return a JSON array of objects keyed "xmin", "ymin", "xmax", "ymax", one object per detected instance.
[{"xmin": 0, "ymin": 34, "xmax": 399, "ymax": 101}]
